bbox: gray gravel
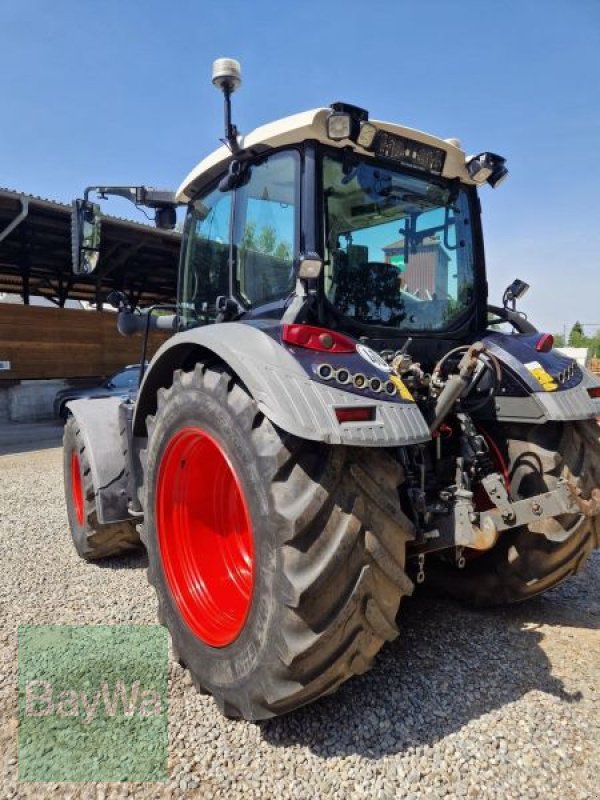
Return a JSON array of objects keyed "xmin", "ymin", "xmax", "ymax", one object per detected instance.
[{"xmin": 1, "ymin": 445, "xmax": 599, "ymax": 799}]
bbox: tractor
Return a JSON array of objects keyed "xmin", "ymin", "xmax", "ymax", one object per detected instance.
[{"xmin": 63, "ymin": 58, "xmax": 600, "ymax": 720}]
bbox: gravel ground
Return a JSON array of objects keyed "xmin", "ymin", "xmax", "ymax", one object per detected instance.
[{"xmin": 1, "ymin": 445, "xmax": 599, "ymax": 799}]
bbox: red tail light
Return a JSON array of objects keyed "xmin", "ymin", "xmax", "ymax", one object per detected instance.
[
  {"xmin": 587, "ymin": 387, "xmax": 600, "ymax": 399},
  {"xmin": 282, "ymin": 324, "xmax": 356, "ymax": 353},
  {"xmin": 535, "ymin": 333, "xmax": 554, "ymax": 353},
  {"xmin": 335, "ymin": 407, "xmax": 375, "ymax": 423}
]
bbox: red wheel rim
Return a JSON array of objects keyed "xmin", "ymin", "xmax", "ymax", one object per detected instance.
[
  {"xmin": 156, "ymin": 427, "xmax": 254, "ymax": 647},
  {"xmin": 71, "ymin": 450, "xmax": 84, "ymax": 526}
]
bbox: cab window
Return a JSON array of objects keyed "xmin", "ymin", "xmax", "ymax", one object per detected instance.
[
  {"xmin": 233, "ymin": 151, "xmax": 299, "ymax": 309},
  {"xmin": 178, "ymin": 187, "xmax": 232, "ymax": 329}
]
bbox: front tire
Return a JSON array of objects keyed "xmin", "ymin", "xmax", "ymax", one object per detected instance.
[
  {"xmin": 63, "ymin": 417, "xmax": 140, "ymax": 560},
  {"xmin": 428, "ymin": 420, "xmax": 600, "ymax": 606},
  {"xmin": 142, "ymin": 363, "xmax": 415, "ymax": 720}
]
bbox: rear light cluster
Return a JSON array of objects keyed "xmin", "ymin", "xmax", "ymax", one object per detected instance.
[
  {"xmin": 282, "ymin": 324, "xmax": 356, "ymax": 353},
  {"xmin": 587, "ymin": 387, "xmax": 600, "ymax": 399},
  {"xmin": 335, "ymin": 407, "xmax": 375, "ymax": 423},
  {"xmin": 317, "ymin": 363, "xmax": 397, "ymax": 395},
  {"xmin": 534, "ymin": 333, "xmax": 554, "ymax": 353}
]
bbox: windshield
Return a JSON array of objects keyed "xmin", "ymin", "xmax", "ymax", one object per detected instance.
[{"xmin": 322, "ymin": 154, "xmax": 476, "ymax": 331}]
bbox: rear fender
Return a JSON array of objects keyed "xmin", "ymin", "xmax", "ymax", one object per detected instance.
[{"xmin": 133, "ymin": 323, "xmax": 431, "ymax": 446}]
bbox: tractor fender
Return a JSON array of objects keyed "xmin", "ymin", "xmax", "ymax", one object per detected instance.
[
  {"xmin": 66, "ymin": 397, "xmax": 132, "ymax": 525},
  {"xmin": 133, "ymin": 323, "xmax": 431, "ymax": 447},
  {"xmin": 482, "ymin": 332, "xmax": 600, "ymax": 423}
]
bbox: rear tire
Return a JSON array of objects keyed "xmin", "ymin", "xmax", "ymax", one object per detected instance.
[
  {"xmin": 428, "ymin": 420, "xmax": 600, "ymax": 606},
  {"xmin": 141, "ymin": 363, "xmax": 415, "ymax": 720},
  {"xmin": 63, "ymin": 417, "xmax": 140, "ymax": 560}
]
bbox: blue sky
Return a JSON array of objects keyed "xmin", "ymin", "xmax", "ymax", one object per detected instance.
[{"xmin": 2, "ymin": 0, "xmax": 599, "ymax": 334}]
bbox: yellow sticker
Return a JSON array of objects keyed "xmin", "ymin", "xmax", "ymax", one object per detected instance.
[
  {"xmin": 525, "ymin": 361, "xmax": 558, "ymax": 392},
  {"xmin": 390, "ymin": 375, "xmax": 414, "ymax": 401}
]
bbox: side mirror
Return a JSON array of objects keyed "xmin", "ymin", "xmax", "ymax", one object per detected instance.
[{"xmin": 71, "ymin": 199, "xmax": 102, "ymax": 275}]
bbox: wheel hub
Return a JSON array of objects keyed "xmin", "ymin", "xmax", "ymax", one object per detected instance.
[
  {"xmin": 70, "ymin": 450, "xmax": 84, "ymax": 526},
  {"xmin": 156, "ymin": 427, "xmax": 254, "ymax": 647}
]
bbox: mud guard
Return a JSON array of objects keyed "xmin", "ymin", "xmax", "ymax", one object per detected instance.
[
  {"xmin": 66, "ymin": 397, "xmax": 132, "ymax": 525},
  {"xmin": 133, "ymin": 323, "xmax": 431, "ymax": 446}
]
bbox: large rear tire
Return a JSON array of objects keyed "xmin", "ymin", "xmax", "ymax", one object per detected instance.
[
  {"xmin": 141, "ymin": 363, "xmax": 415, "ymax": 720},
  {"xmin": 428, "ymin": 420, "xmax": 600, "ymax": 606},
  {"xmin": 63, "ymin": 417, "xmax": 140, "ymax": 560}
]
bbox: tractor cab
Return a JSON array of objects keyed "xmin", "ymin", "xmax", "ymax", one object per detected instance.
[{"xmin": 173, "ymin": 92, "xmax": 504, "ymax": 370}]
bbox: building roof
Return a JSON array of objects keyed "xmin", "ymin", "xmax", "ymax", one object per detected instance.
[{"xmin": 0, "ymin": 189, "xmax": 181, "ymax": 307}]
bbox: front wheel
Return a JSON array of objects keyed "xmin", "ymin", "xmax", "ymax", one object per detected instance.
[
  {"xmin": 141, "ymin": 363, "xmax": 415, "ymax": 720},
  {"xmin": 63, "ymin": 417, "xmax": 140, "ymax": 560},
  {"xmin": 428, "ymin": 420, "xmax": 600, "ymax": 606}
]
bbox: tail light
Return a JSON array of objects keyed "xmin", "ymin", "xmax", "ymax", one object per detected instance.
[
  {"xmin": 587, "ymin": 387, "xmax": 600, "ymax": 399},
  {"xmin": 282, "ymin": 324, "xmax": 356, "ymax": 353},
  {"xmin": 335, "ymin": 407, "xmax": 375, "ymax": 423},
  {"xmin": 535, "ymin": 333, "xmax": 554, "ymax": 353}
]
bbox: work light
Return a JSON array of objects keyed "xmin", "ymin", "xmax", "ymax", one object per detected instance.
[
  {"xmin": 327, "ymin": 112, "xmax": 352, "ymax": 141},
  {"xmin": 466, "ymin": 153, "xmax": 495, "ymax": 183},
  {"xmin": 357, "ymin": 121, "xmax": 377, "ymax": 149},
  {"xmin": 467, "ymin": 152, "xmax": 509, "ymax": 189}
]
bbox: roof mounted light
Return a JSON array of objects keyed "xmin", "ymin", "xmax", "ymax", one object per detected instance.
[
  {"xmin": 466, "ymin": 152, "xmax": 509, "ymax": 189},
  {"xmin": 327, "ymin": 101, "xmax": 369, "ymax": 142},
  {"xmin": 327, "ymin": 112, "xmax": 352, "ymax": 141},
  {"xmin": 357, "ymin": 121, "xmax": 377, "ymax": 150},
  {"xmin": 466, "ymin": 153, "xmax": 494, "ymax": 183},
  {"xmin": 488, "ymin": 163, "xmax": 509, "ymax": 188}
]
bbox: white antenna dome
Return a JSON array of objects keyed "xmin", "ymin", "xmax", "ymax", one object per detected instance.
[{"xmin": 212, "ymin": 58, "xmax": 242, "ymax": 93}]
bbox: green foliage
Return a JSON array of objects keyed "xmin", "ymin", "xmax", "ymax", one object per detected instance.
[
  {"xmin": 555, "ymin": 322, "xmax": 600, "ymax": 358},
  {"xmin": 257, "ymin": 225, "xmax": 277, "ymax": 255},
  {"xmin": 240, "ymin": 222, "xmax": 291, "ymax": 261},
  {"xmin": 569, "ymin": 320, "xmax": 586, "ymax": 347}
]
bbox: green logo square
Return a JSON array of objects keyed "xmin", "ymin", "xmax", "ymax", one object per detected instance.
[{"xmin": 18, "ymin": 625, "xmax": 168, "ymax": 782}]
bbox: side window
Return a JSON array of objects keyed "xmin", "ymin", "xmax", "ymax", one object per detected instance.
[
  {"xmin": 233, "ymin": 151, "xmax": 299, "ymax": 309},
  {"xmin": 178, "ymin": 188, "xmax": 232, "ymax": 329}
]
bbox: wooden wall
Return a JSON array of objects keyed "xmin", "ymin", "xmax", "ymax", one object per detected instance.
[
  {"xmin": 0, "ymin": 305, "xmax": 171, "ymax": 380},
  {"xmin": 590, "ymin": 358, "xmax": 600, "ymax": 376}
]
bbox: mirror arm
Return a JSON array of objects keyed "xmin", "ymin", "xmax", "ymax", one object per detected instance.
[
  {"xmin": 487, "ymin": 304, "xmax": 537, "ymax": 335},
  {"xmin": 85, "ymin": 185, "xmax": 177, "ymax": 208}
]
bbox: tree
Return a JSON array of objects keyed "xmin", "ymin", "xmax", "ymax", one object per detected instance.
[
  {"xmin": 273, "ymin": 241, "xmax": 291, "ymax": 261},
  {"xmin": 240, "ymin": 221, "xmax": 257, "ymax": 250},
  {"xmin": 569, "ymin": 321, "xmax": 586, "ymax": 347},
  {"xmin": 257, "ymin": 225, "xmax": 277, "ymax": 255}
]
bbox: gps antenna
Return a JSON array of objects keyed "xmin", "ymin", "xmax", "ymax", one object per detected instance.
[{"xmin": 212, "ymin": 58, "xmax": 242, "ymax": 154}]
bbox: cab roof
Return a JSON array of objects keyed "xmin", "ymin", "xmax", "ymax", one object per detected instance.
[{"xmin": 176, "ymin": 107, "xmax": 475, "ymax": 202}]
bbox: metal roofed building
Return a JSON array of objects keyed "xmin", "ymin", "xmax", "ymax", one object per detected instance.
[{"xmin": 0, "ymin": 188, "xmax": 180, "ymax": 308}]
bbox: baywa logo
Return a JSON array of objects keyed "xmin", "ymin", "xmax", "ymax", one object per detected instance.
[
  {"xmin": 18, "ymin": 625, "xmax": 168, "ymax": 782},
  {"xmin": 24, "ymin": 678, "xmax": 163, "ymax": 724}
]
